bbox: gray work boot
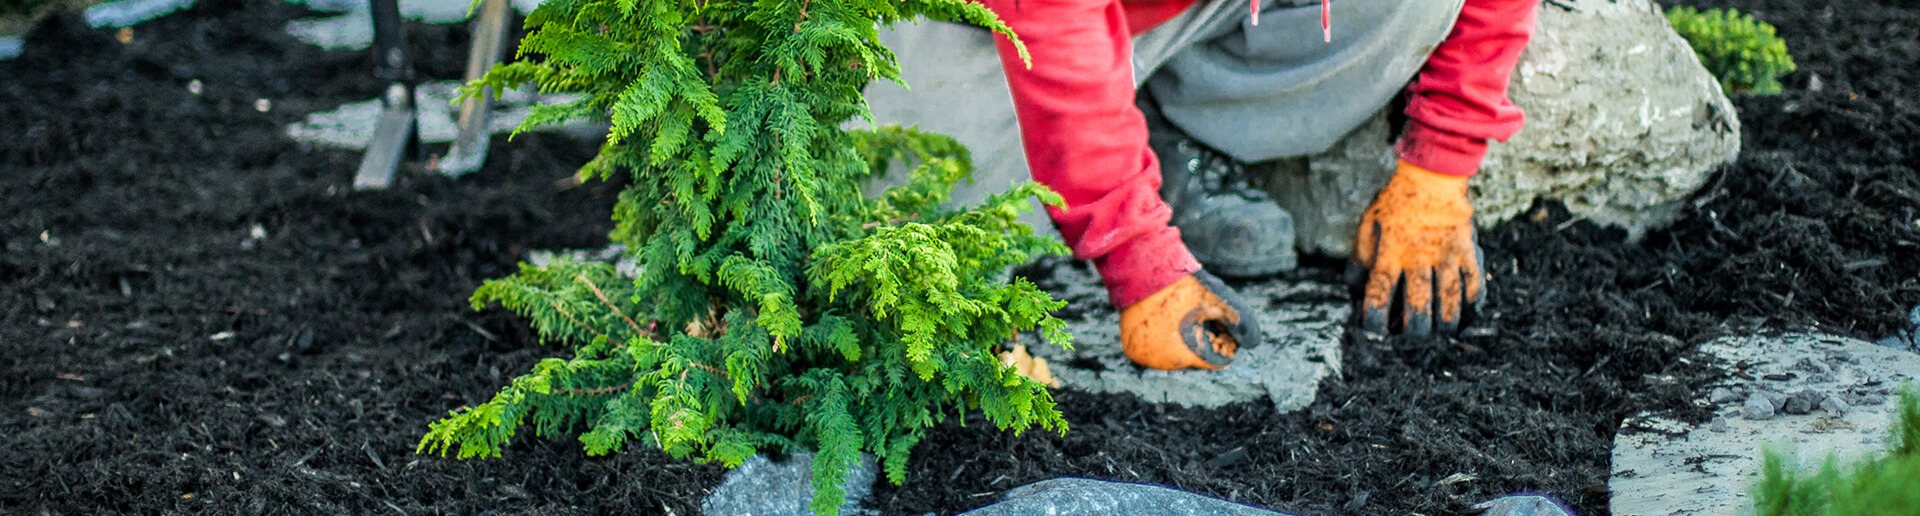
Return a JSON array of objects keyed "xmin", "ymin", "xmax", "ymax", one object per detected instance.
[{"xmin": 1143, "ymin": 103, "xmax": 1298, "ymax": 278}]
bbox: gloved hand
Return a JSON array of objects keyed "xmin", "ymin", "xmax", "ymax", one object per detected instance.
[
  {"xmin": 1120, "ymin": 271, "xmax": 1263, "ymax": 370},
  {"xmin": 1350, "ymin": 160, "xmax": 1484, "ymax": 336}
]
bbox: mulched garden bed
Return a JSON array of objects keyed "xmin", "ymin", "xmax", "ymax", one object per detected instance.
[{"xmin": 1, "ymin": 0, "xmax": 1913, "ymax": 513}]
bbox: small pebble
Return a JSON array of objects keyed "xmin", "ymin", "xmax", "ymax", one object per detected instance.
[
  {"xmin": 1783, "ymin": 390, "xmax": 1823, "ymax": 415},
  {"xmin": 1763, "ymin": 390, "xmax": 1789, "ymax": 411},
  {"xmin": 254, "ymin": 98, "xmax": 272, "ymax": 112},
  {"xmin": 1709, "ymin": 387, "xmax": 1739, "ymax": 404},
  {"xmin": 1709, "ymin": 417, "xmax": 1729, "ymax": 432},
  {"xmin": 1821, "ymin": 396, "xmax": 1851, "ymax": 416},
  {"xmin": 1792, "ymin": 358, "xmax": 1829, "ymax": 374},
  {"xmin": 1743, "ymin": 395, "xmax": 1777, "ymax": 420}
]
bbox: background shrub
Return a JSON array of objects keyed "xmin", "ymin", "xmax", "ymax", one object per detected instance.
[{"xmin": 1668, "ymin": 6, "xmax": 1797, "ymax": 96}]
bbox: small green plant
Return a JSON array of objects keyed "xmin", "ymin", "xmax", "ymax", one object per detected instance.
[
  {"xmin": 1753, "ymin": 384, "xmax": 1920, "ymax": 515},
  {"xmin": 1667, "ymin": 6, "xmax": 1797, "ymax": 96},
  {"xmin": 414, "ymin": 0, "xmax": 1072, "ymax": 514}
]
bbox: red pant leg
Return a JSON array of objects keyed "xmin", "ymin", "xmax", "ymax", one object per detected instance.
[{"xmin": 980, "ymin": 0, "xmax": 1199, "ymax": 309}]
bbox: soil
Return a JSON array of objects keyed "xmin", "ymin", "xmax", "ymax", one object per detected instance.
[{"xmin": 1, "ymin": 0, "xmax": 1914, "ymax": 514}]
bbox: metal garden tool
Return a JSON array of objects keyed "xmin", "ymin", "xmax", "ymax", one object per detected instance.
[{"xmin": 434, "ymin": 0, "xmax": 515, "ymax": 177}]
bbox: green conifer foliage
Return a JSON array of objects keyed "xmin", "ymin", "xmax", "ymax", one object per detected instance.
[
  {"xmin": 414, "ymin": 0, "xmax": 1071, "ymax": 513},
  {"xmin": 1667, "ymin": 6, "xmax": 1797, "ymax": 96}
]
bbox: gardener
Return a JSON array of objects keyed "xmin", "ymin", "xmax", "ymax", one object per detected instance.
[{"xmin": 968, "ymin": 0, "xmax": 1538, "ymax": 370}]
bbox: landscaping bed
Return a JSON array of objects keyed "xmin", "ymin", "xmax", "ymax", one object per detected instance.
[{"xmin": 1, "ymin": 0, "xmax": 1914, "ymax": 514}]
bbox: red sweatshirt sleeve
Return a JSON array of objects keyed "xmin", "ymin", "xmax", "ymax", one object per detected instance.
[{"xmin": 1395, "ymin": 0, "xmax": 1539, "ymax": 177}]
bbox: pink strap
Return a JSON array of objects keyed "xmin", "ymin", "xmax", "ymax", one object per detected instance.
[{"xmin": 1249, "ymin": 0, "xmax": 1330, "ymax": 42}]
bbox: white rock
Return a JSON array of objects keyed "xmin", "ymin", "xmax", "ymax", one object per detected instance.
[
  {"xmin": 1266, "ymin": 0, "xmax": 1740, "ymax": 256},
  {"xmin": 1473, "ymin": 0, "xmax": 1740, "ymax": 241}
]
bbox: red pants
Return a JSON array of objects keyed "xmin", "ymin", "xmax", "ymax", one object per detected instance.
[{"xmin": 981, "ymin": 0, "xmax": 1199, "ymax": 309}]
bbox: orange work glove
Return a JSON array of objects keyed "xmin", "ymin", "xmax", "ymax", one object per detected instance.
[
  {"xmin": 1119, "ymin": 271, "xmax": 1262, "ymax": 370},
  {"xmin": 1351, "ymin": 160, "xmax": 1484, "ymax": 336}
]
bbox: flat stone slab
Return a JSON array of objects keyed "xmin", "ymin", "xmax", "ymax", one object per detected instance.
[
  {"xmin": 700, "ymin": 452, "xmax": 878, "ymax": 516},
  {"xmin": 4, "ymin": 0, "xmax": 191, "ymax": 61},
  {"xmin": 284, "ymin": 81, "xmax": 596, "ymax": 150},
  {"xmin": 284, "ymin": 0, "xmax": 477, "ymax": 51},
  {"xmin": 0, "ymin": 35, "xmax": 21, "ymax": 61},
  {"xmin": 84, "ymin": 0, "xmax": 196, "ymax": 28},
  {"xmin": 1024, "ymin": 262, "xmax": 1345, "ymax": 412},
  {"xmin": 283, "ymin": 0, "xmax": 547, "ymax": 51},
  {"xmin": 1609, "ymin": 333, "xmax": 1920, "ymax": 515}
]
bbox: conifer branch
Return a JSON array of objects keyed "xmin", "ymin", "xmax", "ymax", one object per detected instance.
[
  {"xmin": 557, "ymin": 382, "xmax": 633, "ymax": 397},
  {"xmin": 550, "ymin": 299, "xmax": 606, "ymax": 339},
  {"xmin": 576, "ymin": 273, "xmax": 648, "ymax": 338},
  {"xmin": 689, "ymin": 361, "xmax": 728, "ymax": 377}
]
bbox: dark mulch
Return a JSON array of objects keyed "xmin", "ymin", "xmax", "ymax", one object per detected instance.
[
  {"xmin": 0, "ymin": 0, "xmax": 1913, "ymax": 514},
  {"xmin": 0, "ymin": 2, "xmax": 719, "ymax": 514}
]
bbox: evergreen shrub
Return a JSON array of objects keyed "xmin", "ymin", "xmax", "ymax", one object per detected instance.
[
  {"xmin": 414, "ymin": 0, "xmax": 1074, "ymax": 513},
  {"xmin": 1667, "ymin": 6, "xmax": 1797, "ymax": 96}
]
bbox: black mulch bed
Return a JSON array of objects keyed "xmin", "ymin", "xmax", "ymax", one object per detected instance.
[{"xmin": 1, "ymin": 0, "xmax": 1914, "ymax": 514}]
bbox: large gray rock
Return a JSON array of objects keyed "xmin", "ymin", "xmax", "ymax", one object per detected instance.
[
  {"xmin": 1254, "ymin": 116, "xmax": 1395, "ymax": 257},
  {"xmin": 1473, "ymin": 0, "xmax": 1740, "ymax": 240},
  {"xmin": 962, "ymin": 478, "xmax": 1288, "ymax": 516},
  {"xmin": 965, "ymin": 478, "xmax": 1572, "ymax": 516},
  {"xmin": 1266, "ymin": 0, "xmax": 1741, "ymax": 256},
  {"xmin": 1609, "ymin": 333, "xmax": 1919, "ymax": 515},
  {"xmin": 701, "ymin": 452, "xmax": 879, "ymax": 516}
]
